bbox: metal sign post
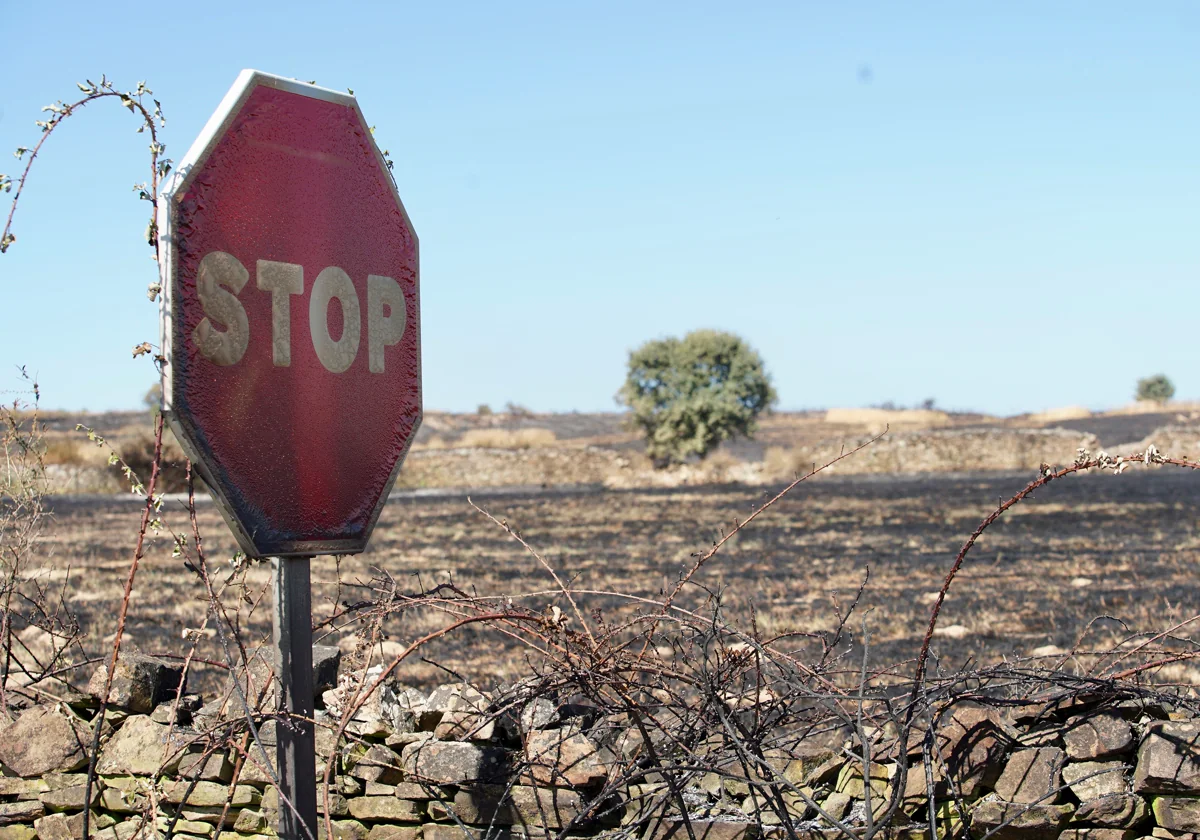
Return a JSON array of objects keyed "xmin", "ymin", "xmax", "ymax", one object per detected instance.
[
  {"xmin": 159, "ymin": 70, "xmax": 421, "ymax": 840},
  {"xmin": 273, "ymin": 558, "xmax": 318, "ymax": 839}
]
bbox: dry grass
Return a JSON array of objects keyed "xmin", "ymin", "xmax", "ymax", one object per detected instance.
[
  {"xmin": 458, "ymin": 428, "xmax": 557, "ymax": 449},
  {"xmin": 823, "ymin": 407, "xmax": 953, "ymax": 432},
  {"xmin": 1026, "ymin": 405, "xmax": 1093, "ymax": 424}
]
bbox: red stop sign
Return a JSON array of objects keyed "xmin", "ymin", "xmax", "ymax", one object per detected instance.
[{"xmin": 159, "ymin": 71, "xmax": 420, "ymax": 557}]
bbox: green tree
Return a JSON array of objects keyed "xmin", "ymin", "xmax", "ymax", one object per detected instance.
[
  {"xmin": 1136, "ymin": 373, "xmax": 1175, "ymax": 404},
  {"xmin": 617, "ymin": 329, "xmax": 776, "ymax": 466}
]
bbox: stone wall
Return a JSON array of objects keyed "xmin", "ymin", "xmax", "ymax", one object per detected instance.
[{"xmin": 0, "ymin": 653, "xmax": 1198, "ymax": 840}]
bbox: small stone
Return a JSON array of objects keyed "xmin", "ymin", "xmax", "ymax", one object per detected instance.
[
  {"xmin": 0, "ymin": 779, "xmax": 48, "ymax": 799},
  {"xmin": 995, "ymin": 747, "xmax": 1064, "ymax": 804},
  {"xmin": 345, "ymin": 797, "xmax": 423, "ymax": 822},
  {"xmin": 393, "ymin": 783, "xmax": 436, "ymax": 799},
  {"xmin": 160, "ymin": 819, "xmax": 215, "ymax": 837},
  {"xmin": 363, "ymin": 782, "xmax": 395, "ymax": 796},
  {"xmin": 33, "ymin": 812, "xmax": 108, "ymax": 840},
  {"xmin": 1154, "ymin": 798, "xmax": 1200, "ymax": 834},
  {"xmin": 1064, "ymin": 715, "xmax": 1135, "ymax": 761},
  {"xmin": 1062, "ymin": 762, "xmax": 1128, "ymax": 801},
  {"xmin": 1135, "ymin": 723, "xmax": 1200, "ymax": 794},
  {"xmin": 423, "ymin": 825, "xmax": 513, "ymax": 840},
  {"xmin": 161, "ymin": 780, "xmax": 260, "ymax": 808},
  {"xmin": 935, "ymin": 704, "xmax": 1010, "ymax": 798},
  {"xmin": 0, "ymin": 705, "xmax": 90, "ymax": 777},
  {"xmin": 1073, "ymin": 794, "xmax": 1148, "ymax": 828},
  {"xmin": 820, "ymin": 792, "xmax": 852, "ymax": 821}
]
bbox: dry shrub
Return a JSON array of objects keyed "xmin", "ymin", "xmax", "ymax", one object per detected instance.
[
  {"xmin": 117, "ymin": 428, "xmax": 192, "ymax": 493},
  {"xmin": 459, "ymin": 428, "xmax": 557, "ymax": 449},
  {"xmin": 824, "ymin": 407, "xmax": 952, "ymax": 431}
]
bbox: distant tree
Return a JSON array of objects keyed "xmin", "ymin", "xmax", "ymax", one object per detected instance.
[
  {"xmin": 477, "ymin": 404, "xmax": 493, "ymax": 416},
  {"xmin": 505, "ymin": 402, "xmax": 533, "ymax": 418},
  {"xmin": 920, "ymin": 397, "xmax": 937, "ymax": 411},
  {"xmin": 616, "ymin": 329, "xmax": 776, "ymax": 466},
  {"xmin": 143, "ymin": 383, "xmax": 162, "ymax": 416},
  {"xmin": 1136, "ymin": 374, "xmax": 1175, "ymax": 404}
]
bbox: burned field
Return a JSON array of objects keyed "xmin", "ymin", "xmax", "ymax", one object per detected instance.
[{"xmin": 34, "ymin": 466, "xmax": 1200, "ymax": 695}]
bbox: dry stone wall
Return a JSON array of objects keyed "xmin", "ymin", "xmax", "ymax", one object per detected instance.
[{"xmin": 0, "ymin": 653, "xmax": 1198, "ymax": 840}]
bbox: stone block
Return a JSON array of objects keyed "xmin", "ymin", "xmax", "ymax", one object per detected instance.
[
  {"xmin": 401, "ymin": 741, "xmax": 507, "ymax": 785},
  {"xmin": 1062, "ymin": 762, "xmax": 1129, "ymax": 801},
  {"xmin": 345, "ymin": 797, "xmax": 423, "ymax": 822},
  {"xmin": 319, "ymin": 820, "xmax": 368, "ymax": 840},
  {"xmin": 524, "ymin": 729, "xmax": 607, "ymax": 787},
  {"xmin": 995, "ymin": 748, "xmax": 1065, "ymax": 804},
  {"xmin": 1135, "ymin": 723, "xmax": 1200, "ymax": 794},
  {"xmin": 366, "ymin": 826, "xmax": 421, "ymax": 840},
  {"xmin": 0, "ymin": 705, "xmax": 90, "ymax": 777},
  {"xmin": 1073, "ymin": 794, "xmax": 1148, "ymax": 829},
  {"xmin": 509, "ymin": 786, "xmax": 583, "ymax": 829},
  {"xmin": 94, "ymin": 715, "xmax": 181, "ymax": 776},
  {"xmin": 178, "ymin": 750, "xmax": 235, "ymax": 782},
  {"xmin": 972, "ymin": 798, "xmax": 1074, "ymax": 840},
  {"xmin": 87, "ymin": 653, "xmax": 182, "ymax": 713},
  {"xmin": 347, "ymin": 744, "xmax": 403, "ymax": 785},
  {"xmin": 0, "ymin": 802, "xmax": 43, "ymax": 827},
  {"xmin": 1154, "ymin": 798, "xmax": 1200, "ymax": 834},
  {"xmin": 1064, "ymin": 715, "xmax": 1135, "ymax": 761},
  {"xmin": 427, "ymin": 786, "xmax": 517, "ymax": 825},
  {"xmin": 38, "ymin": 783, "xmax": 101, "ymax": 812}
]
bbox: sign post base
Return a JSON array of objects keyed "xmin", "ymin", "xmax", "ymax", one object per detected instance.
[{"xmin": 272, "ymin": 557, "xmax": 318, "ymax": 840}]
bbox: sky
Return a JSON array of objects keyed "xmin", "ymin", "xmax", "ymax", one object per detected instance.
[{"xmin": 0, "ymin": 2, "xmax": 1197, "ymax": 416}]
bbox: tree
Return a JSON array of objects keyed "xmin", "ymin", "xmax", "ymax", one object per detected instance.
[
  {"xmin": 1136, "ymin": 374, "xmax": 1175, "ymax": 404},
  {"xmin": 617, "ymin": 329, "xmax": 776, "ymax": 466}
]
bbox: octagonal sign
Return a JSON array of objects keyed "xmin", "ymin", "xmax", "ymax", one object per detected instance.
[{"xmin": 158, "ymin": 70, "xmax": 420, "ymax": 557}]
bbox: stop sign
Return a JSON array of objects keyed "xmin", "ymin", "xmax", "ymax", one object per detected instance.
[{"xmin": 158, "ymin": 70, "xmax": 420, "ymax": 557}]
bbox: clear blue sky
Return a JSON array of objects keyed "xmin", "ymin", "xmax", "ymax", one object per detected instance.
[{"xmin": 1, "ymin": 2, "xmax": 1196, "ymax": 415}]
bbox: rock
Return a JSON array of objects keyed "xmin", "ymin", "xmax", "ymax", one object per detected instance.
[
  {"xmin": 233, "ymin": 811, "xmax": 268, "ymax": 834},
  {"xmin": 525, "ymin": 728, "xmax": 607, "ymax": 787},
  {"xmin": 0, "ymin": 827, "xmax": 35, "ymax": 840},
  {"xmin": 0, "ymin": 779, "xmax": 48, "ymax": 799},
  {"xmin": 1062, "ymin": 762, "xmax": 1129, "ymax": 801},
  {"xmin": 427, "ymin": 683, "xmax": 490, "ymax": 714},
  {"xmin": 1057, "ymin": 830, "xmax": 1138, "ymax": 840},
  {"xmin": 345, "ymin": 797, "xmax": 422, "ymax": 822},
  {"xmin": 422, "ymin": 826, "xmax": 509, "ymax": 840},
  {"xmin": 100, "ymin": 787, "xmax": 144, "ymax": 815},
  {"xmin": 86, "ymin": 653, "xmax": 182, "ymax": 713},
  {"xmin": 38, "ymin": 783, "xmax": 101, "ymax": 812},
  {"xmin": 401, "ymin": 741, "xmax": 506, "ymax": 785},
  {"xmin": 32, "ymin": 812, "xmax": 112, "ymax": 840},
  {"xmin": 646, "ymin": 820, "xmax": 757, "ymax": 840},
  {"xmin": 1153, "ymin": 798, "xmax": 1200, "ymax": 834},
  {"xmin": 1135, "ymin": 722, "xmax": 1200, "ymax": 794},
  {"xmin": 366, "ymin": 827, "xmax": 420, "ymax": 840},
  {"xmin": 320, "ymin": 820, "xmax": 368, "ymax": 840},
  {"xmin": 435, "ymin": 710, "xmax": 496, "ymax": 742},
  {"xmin": 972, "ymin": 798, "xmax": 1074, "ymax": 840},
  {"xmin": 520, "ymin": 698, "xmax": 559, "ymax": 732},
  {"xmin": 427, "ymin": 786, "xmax": 517, "ymax": 825},
  {"xmin": 0, "ymin": 801, "xmax": 43, "ymax": 826},
  {"xmin": 509, "ymin": 786, "xmax": 584, "ymax": 828},
  {"xmin": 346, "ymin": 744, "xmax": 403, "ymax": 784},
  {"xmin": 0, "ymin": 705, "xmax": 91, "ymax": 777},
  {"xmin": 94, "ymin": 715, "xmax": 181, "ymax": 775},
  {"xmin": 161, "ymin": 780, "xmax": 260, "ymax": 808},
  {"xmin": 394, "ymin": 783, "xmax": 436, "ymax": 799},
  {"xmin": 177, "ymin": 750, "xmax": 234, "ymax": 782},
  {"xmin": 1064, "ymin": 715, "xmax": 1135, "ymax": 761},
  {"xmin": 312, "ymin": 645, "xmax": 341, "ymax": 696},
  {"xmin": 995, "ymin": 747, "xmax": 1065, "ymax": 804},
  {"xmin": 934, "ymin": 703, "xmax": 1010, "ymax": 798},
  {"xmin": 1073, "ymin": 794, "xmax": 1149, "ymax": 828},
  {"xmin": 820, "ymin": 792, "xmax": 852, "ymax": 821}
]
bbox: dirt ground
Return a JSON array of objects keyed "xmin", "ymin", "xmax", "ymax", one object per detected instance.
[{"xmin": 31, "ymin": 464, "xmax": 1200, "ymax": 696}]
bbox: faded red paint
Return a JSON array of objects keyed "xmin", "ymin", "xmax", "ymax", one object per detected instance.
[{"xmin": 168, "ymin": 82, "xmax": 420, "ymax": 556}]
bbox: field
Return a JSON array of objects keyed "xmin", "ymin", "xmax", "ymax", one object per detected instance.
[{"xmin": 32, "ymin": 461, "xmax": 1200, "ymax": 696}]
